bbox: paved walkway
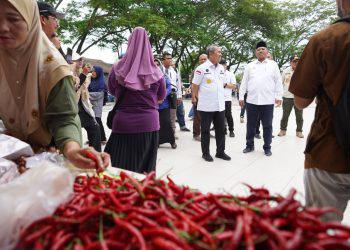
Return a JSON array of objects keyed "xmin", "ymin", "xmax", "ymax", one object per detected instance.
[{"xmin": 85, "ymin": 99, "xmax": 350, "ymax": 224}]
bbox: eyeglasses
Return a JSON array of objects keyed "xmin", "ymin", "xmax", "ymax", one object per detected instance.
[{"xmin": 47, "ymin": 15, "xmax": 58, "ymax": 23}]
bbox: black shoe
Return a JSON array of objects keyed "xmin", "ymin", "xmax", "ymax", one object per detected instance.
[
  {"xmin": 215, "ymin": 152, "xmax": 231, "ymax": 161},
  {"xmin": 202, "ymin": 154, "xmax": 214, "ymax": 162},
  {"xmin": 264, "ymin": 150, "xmax": 272, "ymax": 156},
  {"xmin": 180, "ymin": 127, "xmax": 191, "ymax": 132},
  {"xmin": 171, "ymin": 142, "xmax": 177, "ymax": 149},
  {"xmin": 210, "ymin": 126, "xmax": 215, "ymax": 131},
  {"xmin": 229, "ymin": 131, "xmax": 235, "ymax": 138},
  {"xmin": 243, "ymin": 147, "xmax": 254, "ymax": 153},
  {"xmin": 255, "ymin": 134, "xmax": 262, "ymax": 139},
  {"xmin": 272, "ymin": 135, "xmax": 275, "ymax": 138}
]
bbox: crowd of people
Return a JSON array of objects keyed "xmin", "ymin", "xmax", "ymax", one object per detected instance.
[{"xmin": 1, "ymin": 0, "xmax": 350, "ymax": 222}]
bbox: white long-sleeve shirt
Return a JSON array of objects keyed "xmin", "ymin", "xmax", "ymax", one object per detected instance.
[
  {"xmin": 163, "ymin": 65, "xmax": 182, "ymax": 98},
  {"xmin": 239, "ymin": 59, "xmax": 283, "ymax": 105}
]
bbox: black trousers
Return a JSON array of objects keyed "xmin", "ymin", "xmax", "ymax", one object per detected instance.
[
  {"xmin": 225, "ymin": 101, "xmax": 234, "ymax": 132},
  {"xmin": 78, "ymin": 104, "xmax": 101, "ymax": 152},
  {"xmin": 246, "ymin": 103, "xmax": 274, "ymax": 151},
  {"xmin": 96, "ymin": 117, "xmax": 106, "ymax": 141},
  {"xmin": 200, "ymin": 111, "xmax": 225, "ymax": 155}
]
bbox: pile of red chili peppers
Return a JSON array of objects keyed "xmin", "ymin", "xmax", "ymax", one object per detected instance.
[{"xmin": 17, "ymin": 172, "xmax": 350, "ymax": 250}]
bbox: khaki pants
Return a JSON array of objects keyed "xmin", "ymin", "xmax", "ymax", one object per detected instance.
[
  {"xmin": 304, "ymin": 168, "xmax": 350, "ymax": 222},
  {"xmin": 280, "ymin": 97, "xmax": 303, "ymax": 132}
]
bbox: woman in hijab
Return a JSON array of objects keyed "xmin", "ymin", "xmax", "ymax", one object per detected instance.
[
  {"xmin": 105, "ymin": 27, "xmax": 166, "ymax": 174},
  {"xmin": 0, "ymin": 0, "xmax": 109, "ymax": 171},
  {"xmin": 89, "ymin": 65, "xmax": 107, "ymax": 144},
  {"xmin": 154, "ymin": 58, "xmax": 177, "ymax": 149}
]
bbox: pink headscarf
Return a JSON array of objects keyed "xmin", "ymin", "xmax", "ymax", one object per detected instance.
[{"xmin": 113, "ymin": 27, "xmax": 163, "ymax": 90}]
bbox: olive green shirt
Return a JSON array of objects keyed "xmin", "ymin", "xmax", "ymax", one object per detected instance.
[{"xmin": 44, "ymin": 76, "xmax": 82, "ymax": 151}]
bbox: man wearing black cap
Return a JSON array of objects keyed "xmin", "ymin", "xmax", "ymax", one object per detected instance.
[
  {"xmin": 239, "ymin": 41, "xmax": 283, "ymax": 156},
  {"xmin": 37, "ymin": 1, "xmax": 64, "ymax": 39}
]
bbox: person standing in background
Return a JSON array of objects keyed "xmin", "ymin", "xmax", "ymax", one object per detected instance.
[
  {"xmin": 89, "ymin": 65, "xmax": 107, "ymax": 145},
  {"xmin": 105, "ymin": 27, "xmax": 166, "ymax": 174},
  {"xmin": 191, "ymin": 54, "xmax": 208, "ymax": 141},
  {"xmin": 173, "ymin": 62, "xmax": 191, "ymax": 132},
  {"xmin": 192, "ymin": 45, "xmax": 231, "ymax": 162},
  {"xmin": 239, "ymin": 41, "xmax": 283, "ymax": 156},
  {"xmin": 220, "ymin": 59, "xmax": 236, "ymax": 138},
  {"xmin": 162, "ymin": 52, "xmax": 178, "ymax": 139},
  {"xmin": 155, "ymin": 59, "xmax": 177, "ymax": 149},
  {"xmin": 278, "ymin": 56, "xmax": 304, "ymax": 138}
]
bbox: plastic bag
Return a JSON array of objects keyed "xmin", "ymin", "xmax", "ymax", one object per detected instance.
[
  {"xmin": 0, "ymin": 162, "xmax": 74, "ymax": 250},
  {"xmin": 0, "ymin": 134, "xmax": 33, "ymax": 160},
  {"xmin": 25, "ymin": 152, "xmax": 66, "ymax": 169},
  {"xmin": 0, "ymin": 158, "xmax": 19, "ymax": 185}
]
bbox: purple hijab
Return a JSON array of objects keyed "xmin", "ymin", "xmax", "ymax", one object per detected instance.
[{"xmin": 113, "ymin": 27, "xmax": 163, "ymax": 91}]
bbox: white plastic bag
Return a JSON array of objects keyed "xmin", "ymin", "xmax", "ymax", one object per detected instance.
[
  {"xmin": 0, "ymin": 158, "xmax": 19, "ymax": 185},
  {"xmin": 25, "ymin": 152, "xmax": 66, "ymax": 169},
  {"xmin": 0, "ymin": 161, "xmax": 74, "ymax": 250},
  {"xmin": 0, "ymin": 134, "xmax": 33, "ymax": 160}
]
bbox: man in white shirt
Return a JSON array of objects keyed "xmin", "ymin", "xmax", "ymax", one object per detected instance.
[
  {"xmin": 239, "ymin": 41, "xmax": 283, "ymax": 156},
  {"xmin": 162, "ymin": 52, "xmax": 180, "ymax": 138},
  {"xmin": 192, "ymin": 45, "xmax": 231, "ymax": 162},
  {"xmin": 220, "ymin": 59, "xmax": 237, "ymax": 138},
  {"xmin": 278, "ymin": 56, "xmax": 304, "ymax": 138}
]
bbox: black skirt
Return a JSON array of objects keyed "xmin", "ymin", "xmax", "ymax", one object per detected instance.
[
  {"xmin": 159, "ymin": 108, "xmax": 175, "ymax": 145},
  {"xmin": 104, "ymin": 131, "xmax": 159, "ymax": 174}
]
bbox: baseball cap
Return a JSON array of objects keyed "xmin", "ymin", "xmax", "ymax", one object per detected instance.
[{"xmin": 37, "ymin": 1, "xmax": 65, "ymax": 19}]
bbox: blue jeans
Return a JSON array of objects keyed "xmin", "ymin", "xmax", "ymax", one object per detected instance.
[
  {"xmin": 246, "ymin": 103, "xmax": 274, "ymax": 150},
  {"xmin": 188, "ymin": 106, "xmax": 194, "ymax": 118},
  {"xmin": 176, "ymin": 101, "xmax": 186, "ymax": 128}
]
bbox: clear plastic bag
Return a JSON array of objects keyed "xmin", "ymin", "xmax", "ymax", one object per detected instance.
[
  {"xmin": 25, "ymin": 152, "xmax": 66, "ymax": 169},
  {"xmin": 0, "ymin": 158, "xmax": 19, "ymax": 185},
  {"xmin": 0, "ymin": 134, "xmax": 33, "ymax": 160},
  {"xmin": 0, "ymin": 162, "xmax": 74, "ymax": 250}
]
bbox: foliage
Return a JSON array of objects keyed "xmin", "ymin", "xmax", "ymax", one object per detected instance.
[{"xmin": 50, "ymin": 0, "xmax": 337, "ymax": 77}]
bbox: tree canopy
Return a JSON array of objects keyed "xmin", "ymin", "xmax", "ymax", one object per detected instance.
[{"xmin": 47, "ymin": 0, "xmax": 336, "ymax": 79}]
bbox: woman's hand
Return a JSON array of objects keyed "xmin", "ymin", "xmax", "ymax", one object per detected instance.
[{"xmin": 63, "ymin": 141, "xmax": 110, "ymax": 173}]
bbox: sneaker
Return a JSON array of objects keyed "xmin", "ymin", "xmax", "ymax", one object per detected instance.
[
  {"xmin": 264, "ymin": 149, "xmax": 272, "ymax": 156},
  {"xmin": 243, "ymin": 147, "xmax": 254, "ymax": 153},
  {"xmin": 278, "ymin": 130, "xmax": 286, "ymax": 137},
  {"xmin": 215, "ymin": 152, "xmax": 231, "ymax": 161},
  {"xmin": 202, "ymin": 154, "xmax": 214, "ymax": 162},
  {"xmin": 229, "ymin": 131, "xmax": 235, "ymax": 138},
  {"xmin": 296, "ymin": 132, "xmax": 304, "ymax": 138},
  {"xmin": 171, "ymin": 142, "xmax": 177, "ymax": 149},
  {"xmin": 180, "ymin": 127, "xmax": 191, "ymax": 132},
  {"xmin": 254, "ymin": 134, "xmax": 262, "ymax": 139},
  {"xmin": 193, "ymin": 136, "xmax": 201, "ymax": 142},
  {"xmin": 240, "ymin": 117, "xmax": 244, "ymax": 123}
]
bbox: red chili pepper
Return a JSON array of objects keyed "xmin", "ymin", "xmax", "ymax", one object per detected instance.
[
  {"xmin": 51, "ymin": 233, "xmax": 74, "ymax": 250},
  {"xmin": 82, "ymin": 149, "xmax": 102, "ymax": 172},
  {"xmin": 24, "ymin": 225, "xmax": 52, "ymax": 243},
  {"xmin": 114, "ymin": 217, "xmax": 146, "ymax": 250},
  {"xmin": 141, "ymin": 228, "xmax": 190, "ymax": 250},
  {"xmin": 152, "ymin": 237, "xmax": 183, "ymax": 250},
  {"xmin": 286, "ymin": 228, "xmax": 303, "ymax": 250},
  {"xmin": 263, "ymin": 189, "xmax": 297, "ymax": 217}
]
